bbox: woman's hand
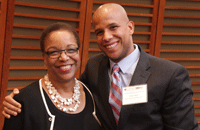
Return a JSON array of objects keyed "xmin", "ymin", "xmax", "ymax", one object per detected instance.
[{"xmin": 2, "ymin": 88, "xmax": 21, "ymax": 118}]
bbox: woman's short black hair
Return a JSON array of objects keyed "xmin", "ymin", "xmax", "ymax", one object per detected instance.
[{"xmin": 40, "ymin": 22, "xmax": 80, "ymax": 53}]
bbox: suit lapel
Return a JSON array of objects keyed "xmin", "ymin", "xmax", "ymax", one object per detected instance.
[
  {"xmin": 97, "ymin": 55, "xmax": 117, "ymax": 129},
  {"xmin": 130, "ymin": 45, "xmax": 151, "ymax": 85},
  {"xmin": 118, "ymin": 45, "xmax": 151, "ymax": 129}
]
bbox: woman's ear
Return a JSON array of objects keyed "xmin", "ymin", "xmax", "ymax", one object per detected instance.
[{"xmin": 42, "ymin": 53, "xmax": 47, "ymax": 69}]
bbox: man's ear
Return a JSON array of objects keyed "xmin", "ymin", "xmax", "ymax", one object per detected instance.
[{"xmin": 128, "ymin": 21, "xmax": 134, "ymax": 35}]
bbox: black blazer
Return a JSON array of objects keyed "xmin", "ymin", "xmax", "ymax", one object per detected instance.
[{"xmin": 80, "ymin": 45, "xmax": 198, "ymax": 130}]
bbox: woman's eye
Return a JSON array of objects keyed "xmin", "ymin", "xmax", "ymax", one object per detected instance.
[
  {"xmin": 49, "ymin": 51, "xmax": 59, "ymax": 55},
  {"xmin": 67, "ymin": 48, "xmax": 77, "ymax": 53}
]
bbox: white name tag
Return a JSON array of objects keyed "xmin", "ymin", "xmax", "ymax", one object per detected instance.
[{"xmin": 122, "ymin": 84, "xmax": 148, "ymax": 105}]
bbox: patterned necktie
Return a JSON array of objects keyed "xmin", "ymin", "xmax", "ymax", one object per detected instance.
[{"xmin": 109, "ymin": 64, "xmax": 122, "ymax": 124}]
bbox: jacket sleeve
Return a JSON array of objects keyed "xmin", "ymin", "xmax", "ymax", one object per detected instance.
[
  {"xmin": 162, "ymin": 66, "xmax": 198, "ymax": 130},
  {"xmin": 3, "ymin": 95, "xmax": 24, "ymax": 130}
]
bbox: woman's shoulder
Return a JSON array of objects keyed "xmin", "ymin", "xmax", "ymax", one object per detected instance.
[
  {"xmin": 20, "ymin": 80, "xmax": 40, "ymax": 93},
  {"xmin": 14, "ymin": 80, "xmax": 41, "ymax": 100}
]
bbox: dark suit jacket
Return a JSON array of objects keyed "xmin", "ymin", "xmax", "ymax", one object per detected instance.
[{"xmin": 80, "ymin": 45, "xmax": 198, "ymax": 130}]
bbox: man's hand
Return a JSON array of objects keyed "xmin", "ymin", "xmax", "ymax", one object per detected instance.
[{"xmin": 2, "ymin": 88, "xmax": 21, "ymax": 118}]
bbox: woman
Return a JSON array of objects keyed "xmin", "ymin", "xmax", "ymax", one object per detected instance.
[{"xmin": 3, "ymin": 23, "xmax": 101, "ymax": 130}]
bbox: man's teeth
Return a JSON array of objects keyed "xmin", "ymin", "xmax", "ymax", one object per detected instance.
[
  {"xmin": 60, "ymin": 65, "xmax": 71, "ymax": 70},
  {"xmin": 106, "ymin": 42, "xmax": 117, "ymax": 49}
]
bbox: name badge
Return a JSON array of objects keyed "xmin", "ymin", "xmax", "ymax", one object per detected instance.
[{"xmin": 122, "ymin": 84, "xmax": 148, "ymax": 105}]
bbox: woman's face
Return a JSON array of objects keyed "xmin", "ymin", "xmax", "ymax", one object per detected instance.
[{"xmin": 43, "ymin": 30, "xmax": 80, "ymax": 83}]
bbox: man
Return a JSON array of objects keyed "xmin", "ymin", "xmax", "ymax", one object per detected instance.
[{"xmin": 2, "ymin": 3, "xmax": 198, "ymax": 130}]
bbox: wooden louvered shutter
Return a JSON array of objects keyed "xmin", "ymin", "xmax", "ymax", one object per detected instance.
[{"xmin": 155, "ymin": 0, "xmax": 200, "ymax": 124}]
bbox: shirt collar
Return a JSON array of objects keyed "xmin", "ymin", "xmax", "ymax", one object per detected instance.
[{"xmin": 109, "ymin": 44, "xmax": 140, "ymax": 74}]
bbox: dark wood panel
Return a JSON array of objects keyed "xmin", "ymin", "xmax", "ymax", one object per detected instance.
[{"xmin": 0, "ymin": 0, "xmax": 16, "ymax": 129}]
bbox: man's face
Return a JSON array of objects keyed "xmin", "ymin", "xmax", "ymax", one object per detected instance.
[{"xmin": 93, "ymin": 7, "xmax": 135, "ymax": 63}]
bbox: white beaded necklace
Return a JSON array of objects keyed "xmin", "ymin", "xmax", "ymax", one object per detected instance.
[{"xmin": 44, "ymin": 74, "xmax": 80, "ymax": 112}]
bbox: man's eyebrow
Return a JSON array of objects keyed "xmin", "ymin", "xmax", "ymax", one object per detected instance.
[
  {"xmin": 109, "ymin": 23, "xmax": 117, "ymax": 26},
  {"xmin": 94, "ymin": 23, "xmax": 118, "ymax": 34}
]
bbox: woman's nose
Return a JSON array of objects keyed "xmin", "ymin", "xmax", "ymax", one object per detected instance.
[{"xmin": 59, "ymin": 51, "xmax": 70, "ymax": 60}]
